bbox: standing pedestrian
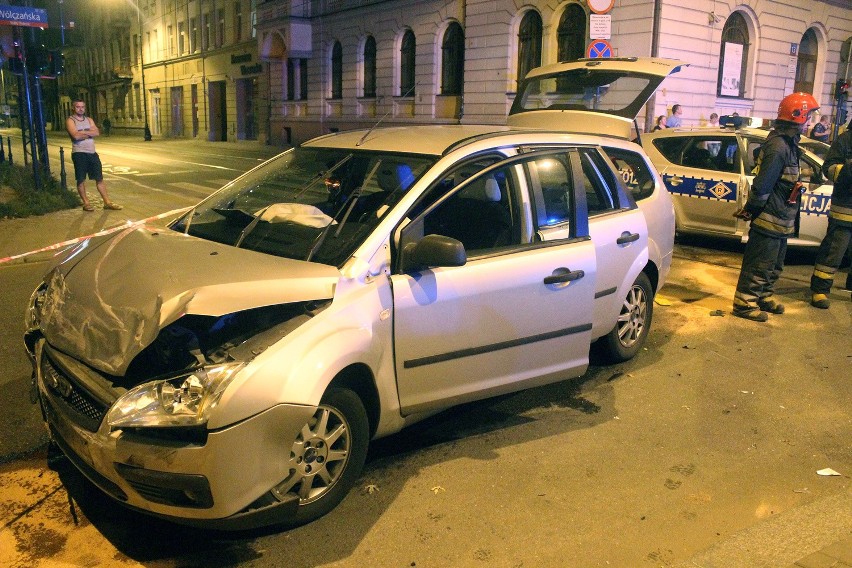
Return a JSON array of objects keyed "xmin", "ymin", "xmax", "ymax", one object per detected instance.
[
  {"xmin": 809, "ymin": 119, "xmax": 852, "ymax": 308},
  {"xmin": 652, "ymin": 115, "xmax": 667, "ymax": 131},
  {"xmin": 708, "ymin": 112, "xmax": 719, "ymax": 128},
  {"xmin": 732, "ymin": 92, "xmax": 820, "ymax": 322},
  {"xmin": 809, "ymin": 114, "xmax": 830, "ymax": 142},
  {"xmin": 667, "ymin": 104, "xmax": 683, "ymax": 128},
  {"xmin": 66, "ymin": 100, "xmax": 122, "ymax": 211}
]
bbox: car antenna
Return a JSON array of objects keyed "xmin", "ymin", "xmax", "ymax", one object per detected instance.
[{"xmin": 357, "ymin": 82, "xmax": 418, "ymax": 147}]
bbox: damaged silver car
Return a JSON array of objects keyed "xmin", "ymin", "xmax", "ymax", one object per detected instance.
[{"xmin": 26, "ymin": 57, "xmax": 682, "ymax": 530}]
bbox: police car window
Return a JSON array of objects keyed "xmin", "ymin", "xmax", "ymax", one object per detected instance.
[
  {"xmin": 579, "ymin": 148, "xmax": 616, "ymax": 214},
  {"xmin": 603, "ymin": 147, "xmax": 654, "ymax": 201},
  {"xmin": 652, "ymin": 137, "xmax": 690, "ymax": 165}
]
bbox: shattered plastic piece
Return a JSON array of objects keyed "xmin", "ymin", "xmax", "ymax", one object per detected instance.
[
  {"xmin": 654, "ymin": 296, "xmax": 673, "ymax": 306},
  {"xmin": 431, "ymin": 486, "xmax": 445, "ymax": 494},
  {"xmin": 816, "ymin": 468, "xmax": 842, "ymax": 476}
]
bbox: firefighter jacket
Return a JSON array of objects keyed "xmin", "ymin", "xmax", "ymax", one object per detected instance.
[
  {"xmin": 821, "ymin": 129, "xmax": 852, "ymax": 227},
  {"xmin": 746, "ymin": 129, "xmax": 801, "ymax": 238}
]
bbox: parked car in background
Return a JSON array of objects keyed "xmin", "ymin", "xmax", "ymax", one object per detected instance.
[
  {"xmin": 642, "ymin": 124, "xmax": 832, "ymax": 247},
  {"xmin": 25, "ymin": 58, "xmax": 681, "ymax": 530}
]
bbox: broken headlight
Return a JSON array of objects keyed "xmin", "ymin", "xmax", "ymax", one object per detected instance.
[{"xmin": 107, "ymin": 362, "xmax": 245, "ymax": 429}]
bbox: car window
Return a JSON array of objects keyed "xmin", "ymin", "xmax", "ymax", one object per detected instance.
[
  {"xmin": 526, "ymin": 153, "xmax": 574, "ymax": 228},
  {"xmin": 602, "ymin": 147, "xmax": 655, "ymax": 201},
  {"xmin": 399, "ymin": 159, "xmax": 521, "ymax": 256},
  {"xmin": 653, "ymin": 136, "xmax": 739, "ymax": 174},
  {"xmin": 578, "ymin": 148, "xmax": 617, "ymax": 214}
]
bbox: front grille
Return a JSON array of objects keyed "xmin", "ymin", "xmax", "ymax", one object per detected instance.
[{"xmin": 41, "ymin": 351, "xmax": 109, "ymax": 432}]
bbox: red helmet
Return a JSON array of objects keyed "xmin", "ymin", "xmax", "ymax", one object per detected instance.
[{"xmin": 777, "ymin": 92, "xmax": 820, "ymax": 124}]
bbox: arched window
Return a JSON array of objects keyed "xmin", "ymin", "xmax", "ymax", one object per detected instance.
[
  {"xmin": 441, "ymin": 23, "xmax": 464, "ymax": 95},
  {"xmin": 400, "ymin": 30, "xmax": 416, "ymax": 96},
  {"xmin": 517, "ymin": 10, "xmax": 542, "ymax": 89},
  {"xmin": 330, "ymin": 41, "xmax": 342, "ymax": 99},
  {"xmin": 795, "ymin": 29, "xmax": 818, "ymax": 94},
  {"xmin": 557, "ymin": 4, "xmax": 586, "ymax": 63},
  {"xmin": 718, "ymin": 12, "xmax": 749, "ymax": 98},
  {"xmin": 363, "ymin": 35, "xmax": 376, "ymax": 98}
]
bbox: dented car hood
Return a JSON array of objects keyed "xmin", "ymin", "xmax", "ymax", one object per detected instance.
[{"xmin": 37, "ymin": 224, "xmax": 339, "ymax": 376}]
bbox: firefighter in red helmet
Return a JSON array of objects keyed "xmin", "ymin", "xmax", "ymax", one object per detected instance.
[{"xmin": 732, "ymin": 92, "xmax": 820, "ymax": 321}]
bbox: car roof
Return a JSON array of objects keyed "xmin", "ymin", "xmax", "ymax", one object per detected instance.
[{"xmin": 301, "ymin": 124, "xmax": 642, "ymax": 156}]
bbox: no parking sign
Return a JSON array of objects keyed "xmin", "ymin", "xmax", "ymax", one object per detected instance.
[{"xmin": 586, "ymin": 39, "xmax": 612, "ymax": 59}]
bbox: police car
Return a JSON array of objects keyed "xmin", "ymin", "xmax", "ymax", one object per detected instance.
[{"xmin": 641, "ymin": 117, "xmax": 832, "ymax": 247}]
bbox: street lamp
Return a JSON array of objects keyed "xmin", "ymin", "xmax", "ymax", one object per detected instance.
[{"xmin": 136, "ymin": 0, "xmax": 151, "ymax": 140}]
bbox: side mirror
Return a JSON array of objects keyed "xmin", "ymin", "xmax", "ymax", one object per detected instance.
[{"xmin": 402, "ymin": 234, "xmax": 466, "ymax": 272}]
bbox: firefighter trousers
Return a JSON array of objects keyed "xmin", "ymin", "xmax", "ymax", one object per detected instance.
[
  {"xmin": 733, "ymin": 228, "xmax": 787, "ymax": 314},
  {"xmin": 810, "ymin": 217, "xmax": 852, "ymax": 295}
]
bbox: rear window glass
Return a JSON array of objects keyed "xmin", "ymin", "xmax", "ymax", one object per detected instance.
[{"xmin": 603, "ymin": 147, "xmax": 656, "ymax": 201}]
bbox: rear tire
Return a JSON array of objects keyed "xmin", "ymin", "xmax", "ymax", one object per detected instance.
[{"xmin": 599, "ymin": 272, "xmax": 654, "ymax": 363}]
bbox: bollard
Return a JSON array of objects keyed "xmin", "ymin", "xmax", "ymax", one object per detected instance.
[
  {"xmin": 0, "ymin": 136, "xmax": 4, "ymax": 162},
  {"xmin": 7, "ymin": 137, "xmax": 11, "ymax": 165},
  {"xmin": 59, "ymin": 147, "xmax": 67, "ymax": 191}
]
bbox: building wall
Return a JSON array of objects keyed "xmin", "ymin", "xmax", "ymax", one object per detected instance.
[{"xmin": 258, "ymin": 0, "xmax": 851, "ymax": 146}]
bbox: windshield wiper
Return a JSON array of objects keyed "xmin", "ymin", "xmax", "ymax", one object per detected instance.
[{"xmin": 306, "ymin": 160, "xmax": 382, "ymax": 262}]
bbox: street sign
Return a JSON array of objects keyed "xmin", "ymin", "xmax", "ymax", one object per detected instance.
[
  {"xmin": 0, "ymin": 5, "xmax": 48, "ymax": 28},
  {"xmin": 587, "ymin": 39, "xmax": 613, "ymax": 59},
  {"xmin": 590, "ymin": 14, "xmax": 611, "ymax": 39},
  {"xmin": 587, "ymin": 0, "xmax": 615, "ymax": 15}
]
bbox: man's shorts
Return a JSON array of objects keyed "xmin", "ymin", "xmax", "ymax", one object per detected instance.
[{"xmin": 71, "ymin": 152, "xmax": 103, "ymax": 184}]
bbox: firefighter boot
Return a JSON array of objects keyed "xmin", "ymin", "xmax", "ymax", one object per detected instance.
[
  {"xmin": 758, "ymin": 298, "xmax": 785, "ymax": 314},
  {"xmin": 810, "ymin": 294, "xmax": 830, "ymax": 309}
]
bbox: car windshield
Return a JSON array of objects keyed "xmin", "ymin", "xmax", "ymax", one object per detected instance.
[
  {"xmin": 171, "ymin": 147, "xmax": 435, "ymax": 266},
  {"xmin": 511, "ymin": 70, "xmax": 655, "ymax": 118},
  {"xmin": 801, "ymin": 139, "xmax": 829, "ymax": 159}
]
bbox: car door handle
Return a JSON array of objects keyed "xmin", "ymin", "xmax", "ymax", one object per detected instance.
[
  {"xmin": 617, "ymin": 231, "xmax": 640, "ymax": 245},
  {"xmin": 544, "ymin": 268, "xmax": 585, "ymax": 285},
  {"xmin": 668, "ymin": 175, "xmax": 683, "ymax": 186}
]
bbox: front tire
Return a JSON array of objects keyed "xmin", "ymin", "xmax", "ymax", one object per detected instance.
[
  {"xmin": 600, "ymin": 272, "xmax": 654, "ymax": 363},
  {"xmin": 272, "ymin": 388, "xmax": 369, "ymax": 527}
]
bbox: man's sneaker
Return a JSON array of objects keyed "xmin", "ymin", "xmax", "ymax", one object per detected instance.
[
  {"xmin": 732, "ymin": 309, "xmax": 769, "ymax": 322},
  {"xmin": 758, "ymin": 298, "xmax": 785, "ymax": 314},
  {"xmin": 810, "ymin": 294, "xmax": 830, "ymax": 309}
]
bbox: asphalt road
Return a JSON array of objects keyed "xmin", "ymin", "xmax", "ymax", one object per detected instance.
[{"xmin": 0, "ymin": 137, "xmax": 849, "ymax": 567}]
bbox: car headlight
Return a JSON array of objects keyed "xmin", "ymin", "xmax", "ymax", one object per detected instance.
[
  {"xmin": 107, "ymin": 362, "xmax": 245, "ymax": 429},
  {"xmin": 25, "ymin": 282, "xmax": 48, "ymax": 331}
]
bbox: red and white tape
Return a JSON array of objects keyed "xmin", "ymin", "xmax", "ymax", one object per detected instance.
[{"xmin": 0, "ymin": 207, "xmax": 191, "ymax": 265}]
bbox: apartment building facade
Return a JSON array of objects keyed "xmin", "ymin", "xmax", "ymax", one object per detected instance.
[{"xmin": 56, "ymin": 0, "xmax": 852, "ymax": 145}]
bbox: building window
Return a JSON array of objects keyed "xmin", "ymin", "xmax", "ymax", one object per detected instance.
[
  {"xmin": 441, "ymin": 22, "xmax": 464, "ymax": 96},
  {"xmin": 178, "ymin": 22, "xmax": 186, "ymax": 55},
  {"xmin": 234, "ymin": 1, "xmax": 243, "ymax": 42},
  {"xmin": 400, "ymin": 29, "xmax": 415, "ymax": 96},
  {"xmin": 190, "ymin": 17, "xmax": 197, "ymax": 53},
  {"xmin": 217, "ymin": 9, "xmax": 225, "ymax": 47},
  {"xmin": 203, "ymin": 12, "xmax": 211, "ymax": 50},
  {"xmin": 718, "ymin": 11, "xmax": 749, "ymax": 98},
  {"xmin": 331, "ymin": 41, "xmax": 343, "ymax": 99},
  {"xmin": 557, "ymin": 4, "xmax": 586, "ymax": 63},
  {"xmin": 300, "ymin": 58, "xmax": 308, "ymax": 99},
  {"xmin": 250, "ymin": 0, "xmax": 257, "ymax": 38},
  {"xmin": 795, "ymin": 29, "xmax": 818, "ymax": 94},
  {"xmin": 133, "ymin": 33, "xmax": 139, "ymax": 65},
  {"xmin": 167, "ymin": 25, "xmax": 175, "ymax": 57},
  {"xmin": 363, "ymin": 35, "xmax": 376, "ymax": 98},
  {"xmin": 517, "ymin": 10, "xmax": 542, "ymax": 89},
  {"xmin": 286, "ymin": 59, "xmax": 295, "ymax": 100}
]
